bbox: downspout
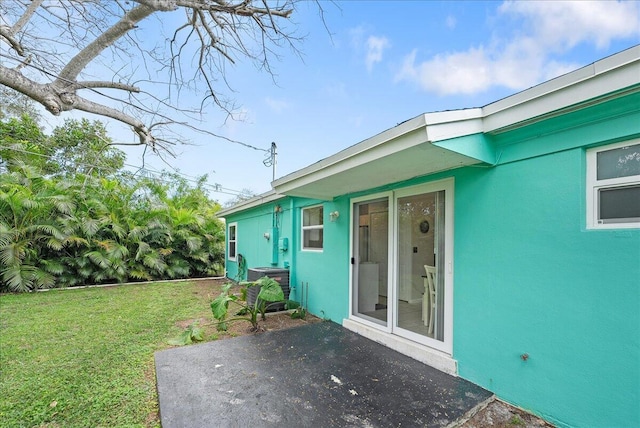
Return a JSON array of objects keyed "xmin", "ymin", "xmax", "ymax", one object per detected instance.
[
  {"xmin": 287, "ymin": 198, "xmax": 297, "ymax": 300},
  {"xmin": 271, "ymin": 205, "xmax": 280, "ymax": 266}
]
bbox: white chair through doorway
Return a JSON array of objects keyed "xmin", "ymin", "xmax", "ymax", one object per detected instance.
[{"xmin": 423, "ymin": 265, "xmax": 436, "ymax": 335}]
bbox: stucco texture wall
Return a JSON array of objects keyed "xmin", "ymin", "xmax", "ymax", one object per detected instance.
[
  {"xmin": 452, "ymin": 148, "xmax": 639, "ymax": 428},
  {"xmin": 290, "ymin": 197, "xmax": 351, "ymax": 323},
  {"xmin": 223, "ymin": 197, "xmax": 351, "ymax": 323},
  {"xmin": 224, "ymin": 199, "xmax": 292, "ymax": 281}
]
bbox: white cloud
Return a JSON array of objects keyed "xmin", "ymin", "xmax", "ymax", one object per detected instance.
[
  {"xmin": 319, "ymin": 81, "xmax": 348, "ymax": 100},
  {"xmin": 349, "ymin": 115, "xmax": 364, "ymax": 128},
  {"xmin": 349, "ymin": 26, "xmax": 391, "ymax": 71},
  {"xmin": 499, "ymin": 0, "xmax": 640, "ymax": 50},
  {"xmin": 396, "ymin": 48, "xmax": 492, "ymax": 95},
  {"xmin": 349, "ymin": 25, "xmax": 366, "ymax": 49},
  {"xmin": 365, "ymin": 35, "xmax": 391, "ymax": 72},
  {"xmin": 395, "ymin": 0, "xmax": 640, "ymax": 95},
  {"xmin": 265, "ymin": 97, "xmax": 290, "ymax": 114},
  {"xmin": 445, "ymin": 15, "xmax": 457, "ymax": 30}
]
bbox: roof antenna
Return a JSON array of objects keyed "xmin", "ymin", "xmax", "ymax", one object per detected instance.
[{"xmin": 263, "ymin": 142, "xmax": 277, "ymax": 182}]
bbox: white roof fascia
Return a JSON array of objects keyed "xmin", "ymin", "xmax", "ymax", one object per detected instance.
[
  {"xmin": 423, "ymin": 109, "xmax": 484, "ymax": 142},
  {"xmin": 483, "ymin": 46, "xmax": 640, "ymax": 133},
  {"xmin": 216, "ymin": 190, "xmax": 285, "ymax": 217},
  {"xmin": 273, "ymin": 114, "xmax": 426, "ymax": 188},
  {"xmin": 272, "ymin": 109, "xmax": 485, "ymax": 192},
  {"xmin": 273, "ymin": 126, "xmax": 428, "ymax": 199}
]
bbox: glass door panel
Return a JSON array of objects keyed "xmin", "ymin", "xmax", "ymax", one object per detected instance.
[
  {"xmin": 352, "ymin": 198, "xmax": 389, "ymax": 325},
  {"xmin": 395, "ymin": 190, "xmax": 445, "ymax": 342}
]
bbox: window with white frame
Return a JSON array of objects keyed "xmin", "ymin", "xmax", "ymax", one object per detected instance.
[
  {"xmin": 302, "ymin": 205, "xmax": 323, "ymax": 250},
  {"xmin": 228, "ymin": 222, "xmax": 238, "ymax": 260},
  {"xmin": 586, "ymin": 140, "xmax": 640, "ymax": 229}
]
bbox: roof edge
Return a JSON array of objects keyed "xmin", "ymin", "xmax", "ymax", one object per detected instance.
[{"xmin": 217, "ymin": 190, "xmax": 285, "ymax": 217}]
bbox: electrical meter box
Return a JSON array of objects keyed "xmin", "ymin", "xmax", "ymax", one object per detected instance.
[{"xmin": 278, "ymin": 237, "xmax": 288, "ymax": 252}]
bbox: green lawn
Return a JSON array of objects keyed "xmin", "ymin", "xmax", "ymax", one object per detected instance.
[{"xmin": 0, "ymin": 281, "xmax": 216, "ymax": 427}]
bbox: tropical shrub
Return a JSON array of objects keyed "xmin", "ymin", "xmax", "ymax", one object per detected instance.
[
  {"xmin": 0, "ymin": 115, "xmax": 225, "ymax": 292},
  {"xmin": 211, "ymin": 277, "xmax": 286, "ymax": 331}
]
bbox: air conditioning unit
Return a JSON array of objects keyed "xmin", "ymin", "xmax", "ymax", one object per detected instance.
[{"xmin": 247, "ymin": 267, "xmax": 290, "ymax": 312}]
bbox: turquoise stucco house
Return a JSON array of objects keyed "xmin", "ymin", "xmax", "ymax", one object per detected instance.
[{"xmin": 217, "ymin": 47, "xmax": 640, "ymax": 427}]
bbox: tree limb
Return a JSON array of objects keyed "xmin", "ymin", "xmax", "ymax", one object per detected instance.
[
  {"xmin": 69, "ymin": 81, "xmax": 141, "ymax": 92},
  {"xmin": 1, "ymin": 64, "xmax": 151, "ymax": 147},
  {"xmin": 70, "ymin": 95, "xmax": 155, "ymax": 148},
  {"xmin": 55, "ymin": 3, "xmax": 158, "ymax": 86},
  {"xmin": 0, "ymin": 25, "xmax": 26, "ymax": 57},
  {"xmin": 0, "ymin": 64, "xmax": 63, "ymax": 115},
  {"xmin": 11, "ymin": 0, "xmax": 45, "ymax": 35},
  {"xmin": 0, "ymin": 0, "xmax": 308, "ymax": 154}
]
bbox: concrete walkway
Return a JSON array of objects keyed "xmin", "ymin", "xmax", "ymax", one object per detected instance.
[{"xmin": 155, "ymin": 322, "xmax": 492, "ymax": 427}]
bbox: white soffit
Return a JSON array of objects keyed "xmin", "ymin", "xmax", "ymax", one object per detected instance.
[{"xmin": 273, "ymin": 121, "xmax": 481, "ymax": 200}]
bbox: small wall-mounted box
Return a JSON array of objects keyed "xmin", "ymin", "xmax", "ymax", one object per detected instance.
[{"xmin": 278, "ymin": 237, "xmax": 289, "ymax": 252}]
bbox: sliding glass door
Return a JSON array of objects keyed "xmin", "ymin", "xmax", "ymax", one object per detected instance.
[
  {"xmin": 351, "ymin": 180, "xmax": 453, "ymax": 353},
  {"xmin": 394, "ymin": 189, "xmax": 446, "ymax": 344},
  {"xmin": 352, "ymin": 196, "xmax": 390, "ymax": 326}
]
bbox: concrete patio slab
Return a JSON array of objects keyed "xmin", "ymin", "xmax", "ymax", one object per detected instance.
[{"xmin": 155, "ymin": 322, "xmax": 492, "ymax": 427}]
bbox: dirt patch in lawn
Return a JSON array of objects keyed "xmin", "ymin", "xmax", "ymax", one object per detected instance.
[
  {"xmin": 173, "ymin": 278, "xmax": 322, "ymax": 342},
  {"xmin": 458, "ymin": 397, "xmax": 554, "ymax": 428}
]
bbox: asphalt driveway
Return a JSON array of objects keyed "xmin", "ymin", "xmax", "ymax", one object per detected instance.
[{"xmin": 155, "ymin": 322, "xmax": 492, "ymax": 427}]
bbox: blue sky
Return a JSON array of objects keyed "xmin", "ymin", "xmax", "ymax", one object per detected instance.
[{"xmin": 109, "ymin": 1, "xmax": 640, "ymax": 204}]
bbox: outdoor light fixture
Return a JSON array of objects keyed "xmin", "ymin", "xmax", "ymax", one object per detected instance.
[
  {"xmin": 264, "ymin": 232, "xmax": 271, "ymax": 240},
  {"xmin": 329, "ymin": 211, "xmax": 340, "ymax": 222}
]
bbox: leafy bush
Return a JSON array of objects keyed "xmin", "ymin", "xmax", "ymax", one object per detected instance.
[
  {"xmin": 0, "ymin": 115, "xmax": 225, "ymax": 291},
  {"xmin": 211, "ymin": 277, "xmax": 286, "ymax": 331}
]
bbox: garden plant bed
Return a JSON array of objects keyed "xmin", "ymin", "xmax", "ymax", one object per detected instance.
[{"xmin": 175, "ymin": 279, "xmax": 322, "ymax": 340}]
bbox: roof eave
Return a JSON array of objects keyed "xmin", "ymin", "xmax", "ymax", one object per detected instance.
[{"xmin": 216, "ymin": 190, "xmax": 285, "ymax": 217}]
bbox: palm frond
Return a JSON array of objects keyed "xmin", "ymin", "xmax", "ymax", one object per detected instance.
[
  {"xmin": 0, "ymin": 241, "xmax": 27, "ymax": 266},
  {"xmin": 86, "ymin": 250, "xmax": 110, "ymax": 269},
  {"xmin": 142, "ymin": 252, "xmax": 167, "ymax": 273},
  {"xmin": 33, "ymin": 269, "xmax": 55, "ymax": 289},
  {"xmin": 135, "ymin": 241, "xmax": 151, "ymax": 260},
  {"xmin": 41, "ymin": 259, "xmax": 65, "ymax": 275},
  {"xmin": 1, "ymin": 264, "xmax": 36, "ymax": 292}
]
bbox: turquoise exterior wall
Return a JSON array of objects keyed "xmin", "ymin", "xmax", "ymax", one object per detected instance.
[
  {"xmin": 288, "ymin": 197, "xmax": 351, "ymax": 322},
  {"xmin": 450, "ymin": 95, "xmax": 640, "ymax": 427},
  {"xmin": 224, "ymin": 197, "xmax": 292, "ymax": 281},
  {"xmin": 223, "ymin": 196, "xmax": 351, "ymax": 322},
  {"xmin": 221, "ymin": 91, "xmax": 640, "ymax": 427},
  {"xmin": 453, "ymin": 151, "xmax": 639, "ymax": 427}
]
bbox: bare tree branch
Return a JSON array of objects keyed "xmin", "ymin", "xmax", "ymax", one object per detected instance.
[
  {"xmin": 10, "ymin": 0, "xmax": 44, "ymax": 34},
  {"xmin": 0, "ymin": 0, "xmax": 317, "ymax": 157},
  {"xmin": 55, "ymin": 3, "xmax": 157, "ymax": 86},
  {"xmin": 69, "ymin": 81, "xmax": 141, "ymax": 92}
]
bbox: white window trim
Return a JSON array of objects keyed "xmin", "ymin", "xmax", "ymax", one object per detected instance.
[
  {"xmin": 228, "ymin": 222, "xmax": 238, "ymax": 261},
  {"xmin": 586, "ymin": 140, "xmax": 640, "ymax": 230},
  {"xmin": 301, "ymin": 204, "xmax": 324, "ymax": 252}
]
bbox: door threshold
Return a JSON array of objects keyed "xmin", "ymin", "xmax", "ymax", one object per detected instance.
[{"xmin": 342, "ymin": 318, "xmax": 458, "ymax": 375}]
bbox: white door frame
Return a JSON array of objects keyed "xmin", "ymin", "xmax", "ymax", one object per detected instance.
[
  {"xmin": 348, "ymin": 178, "xmax": 455, "ymax": 355},
  {"xmin": 349, "ymin": 191, "xmax": 393, "ymax": 333}
]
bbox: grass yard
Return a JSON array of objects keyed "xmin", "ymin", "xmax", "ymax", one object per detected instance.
[{"xmin": 0, "ymin": 280, "xmax": 221, "ymax": 427}]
